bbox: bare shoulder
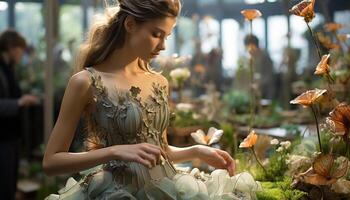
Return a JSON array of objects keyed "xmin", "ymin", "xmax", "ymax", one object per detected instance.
[
  {"xmin": 151, "ymin": 73, "xmax": 169, "ymax": 88},
  {"xmin": 68, "ymin": 70, "xmax": 92, "ymax": 91}
]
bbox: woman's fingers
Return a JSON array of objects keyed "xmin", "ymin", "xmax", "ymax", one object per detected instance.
[
  {"xmin": 213, "ymin": 151, "xmax": 227, "ymax": 167},
  {"xmin": 217, "ymin": 150, "xmax": 236, "ymax": 176},
  {"xmin": 136, "ymin": 156, "xmax": 152, "ymax": 168},
  {"xmin": 139, "ymin": 151, "xmax": 157, "ymax": 167}
]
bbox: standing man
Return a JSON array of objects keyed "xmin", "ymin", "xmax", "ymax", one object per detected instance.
[
  {"xmin": 244, "ymin": 34, "xmax": 275, "ymax": 100},
  {"xmin": 0, "ymin": 29, "xmax": 39, "ymax": 200}
]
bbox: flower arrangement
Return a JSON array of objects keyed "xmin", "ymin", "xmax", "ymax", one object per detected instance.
[{"xmin": 169, "ymin": 67, "xmax": 191, "ymax": 102}]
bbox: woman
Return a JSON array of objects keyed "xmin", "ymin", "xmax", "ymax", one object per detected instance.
[{"xmin": 44, "ymin": 1, "xmax": 259, "ymax": 199}]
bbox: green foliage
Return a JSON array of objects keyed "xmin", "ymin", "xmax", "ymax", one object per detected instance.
[
  {"xmin": 223, "ymin": 90, "xmax": 250, "ymax": 114},
  {"xmin": 281, "ymin": 124, "xmax": 301, "ymax": 137},
  {"xmin": 170, "ymin": 111, "xmax": 213, "ymax": 128},
  {"xmin": 220, "ymin": 122, "xmax": 237, "ymax": 155},
  {"xmin": 255, "ymin": 150, "xmax": 288, "ymax": 182},
  {"xmin": 257, "ymin": 179, "xmax": 307, "ymax": 200}
]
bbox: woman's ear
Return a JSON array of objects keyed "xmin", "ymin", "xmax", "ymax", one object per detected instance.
[{"xmin": 124, "ymin": 16, "xmax": 136, "ymax": 33}]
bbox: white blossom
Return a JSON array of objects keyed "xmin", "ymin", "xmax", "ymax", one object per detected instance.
[
  {"xmin": 170, "ymin": 68, "xmax": 191, "ymax": 81},
  {"xmin": 176, "ymin": 103, "xmax": 193, "ymax": 112},
  {"xmin": 270, "ymin": 138, "xmax": 279, "ymax": 145},
  {"xmin": 280, "ymin": 141, "xmax": 291, "ymax": 149},
  {"xmin": 276, "ymin": 146, "xmax": 284, "ymax": 152}
]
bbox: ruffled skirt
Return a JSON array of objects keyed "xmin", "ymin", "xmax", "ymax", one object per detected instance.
[{"xmin": 45, "ymin": 161, "xmax": 261, "ymax": 200}]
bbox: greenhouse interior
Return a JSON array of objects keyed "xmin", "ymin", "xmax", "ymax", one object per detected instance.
[{"xmin": 1, "ymin": 0, "xmax": 350, "ymax": 199}]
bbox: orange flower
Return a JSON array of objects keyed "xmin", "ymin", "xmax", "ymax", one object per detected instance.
[
  {"xmin": 290, "ymin": 88, "xmax": 327, "ymax": 107},
  {"xmin": 314, "ymin": 54, "xmax": 330, "ymax": 76},
  {"xmin": 324, "ymin": 23, "xmax": 344, "ymax": 32},
  {"xmin": 239, "ymin": 130, "xmax": 258, "ymax": 148},
  {"xmin": 298, "ymin": 154, "xmax": 348, "ymax": 185},
  {"xmin": 241, "ymin": 9, "xmax": 262, "ymax": 21},
  {"xmin": 317, "ymin": 32, "xmax": 339, "ymax": 49},
  {"xmin": 289, "ymin": 0, "xmax": 316, "ymax": 23},
  {"xmin": 194, "ymin": 64, "xmax": 206, "ymax": 74},
  {"xmin": 326, "ymin": 102, "xmax": 350, "ymax": 136}
]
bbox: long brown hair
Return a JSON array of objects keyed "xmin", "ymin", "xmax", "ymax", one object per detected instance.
[{"xmin": 76, "ymin": 0, "xmax": 181, "ymax": 72}]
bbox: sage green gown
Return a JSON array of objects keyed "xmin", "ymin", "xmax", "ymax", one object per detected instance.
[{"xmin": 46, "ymin": 68, "xmax": 261, "ymax": 200}]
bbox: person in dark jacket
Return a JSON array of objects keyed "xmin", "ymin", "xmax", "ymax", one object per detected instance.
[{"xmin": 0, "ymin": 29, "xmax": 39, "ymax": 200}]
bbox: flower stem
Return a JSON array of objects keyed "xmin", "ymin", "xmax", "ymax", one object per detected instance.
[
  {"xmin": 306, "ymin": 22, "xmax": 322, "ymax": 59},
  {"xmin": 346, "ymin": 131, "xmax": 349, "ymax": 159},
  {"xmin": 251, "ymin": 147, "xmax": 268, "ymax": 176},
  {"xmin": 249, "ymin": 20, "xmax": 255, "ymax": 129},
  {"xmin": 311, "ymin": 105, "xmax": 322, "ymax": 153}
]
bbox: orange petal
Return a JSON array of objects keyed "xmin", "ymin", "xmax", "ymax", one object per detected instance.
[
  {"xmin": 241, "ymin": 9, "xmax": 262, "ymax": 21},
  {"xmin": 324, "ymin": 23, "xmax": 344, "ymax": 32},
  {"xmin": 239, "ymin": 130, "xmax": 258, "ymax": 148},
  {"xmin": 290, "ymin": 89, "xmax": 327, "ymax": 107},
  {"xmin": 314, "ymin": 54, "xmax": 330, "ymax": 75}
]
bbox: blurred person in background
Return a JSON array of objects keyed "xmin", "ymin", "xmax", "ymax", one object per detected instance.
[
  {"xmin": 244, "ymin": 34, "xmax": 275, "ymax": 100},
  {"xmin": 0, "ymin": 29, "xmax": 39, "ymax": 200}
]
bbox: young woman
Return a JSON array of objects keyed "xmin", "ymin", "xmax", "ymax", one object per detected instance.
[{"xmin": 43, "ymin": 1, "xmax": 258, "ymax": 199}]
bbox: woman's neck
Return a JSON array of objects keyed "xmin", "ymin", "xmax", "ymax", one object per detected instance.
[{"xmin": 97, "ymin": 47, "xmax": 143, "ymax": 75}]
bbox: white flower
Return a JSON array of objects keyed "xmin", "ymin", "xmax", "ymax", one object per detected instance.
[
  {"xmin": 280, "ymin": 141, "xmax": 291, "ymax": 149},
  {"xmin": 169, "ymin": 68, "xmax": 191, "ymax": 81},
  {"xmin": 270, "ymin": 138, "xmax": 279, "ymax": 145},
  {"xmin": 176, "ymin": 103, "xmax": 193, "ymax": 112},
  {"xmin": 276, "ymin": 146, "xmax": 284, "ymax": 152}
]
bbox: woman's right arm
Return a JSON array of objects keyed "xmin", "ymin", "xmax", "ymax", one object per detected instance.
[{"xmin": 43, "ymin": 71, "xmax": 163, "ymax": 176}]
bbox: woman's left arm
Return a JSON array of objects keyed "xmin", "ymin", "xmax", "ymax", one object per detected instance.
[
  {"xmin": 166, "ymin": 144, "xmax": 235, "ymax": 176},
  {"xmin": 158, "ymin": 74, "xmax": 235, "ymax": 175}
]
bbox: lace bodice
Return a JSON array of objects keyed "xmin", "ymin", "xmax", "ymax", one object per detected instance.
[{"xmin": 84, "ymin": 67, "xmax": 171, "ymax": 150}]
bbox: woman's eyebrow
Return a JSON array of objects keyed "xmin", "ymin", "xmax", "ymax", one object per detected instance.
[{"xmin": 153, "ymin": 27, "xmax": 171, "ymax": 36}]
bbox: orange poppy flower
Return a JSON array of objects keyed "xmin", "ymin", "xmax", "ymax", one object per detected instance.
[
  {"xmin": 299, "ymin": 154, "xmax": 348, "ymax": 185},
  {"xmin": 290, "ymin": 88, "xmax": 327, "ymax": 107},
  {"xmin": 241, "ymin": 9, "xmax": 262, "ymax": 21},
  {"xmin": 239, "ymin": 130, "xmax": 258, "ymax": 148},
  {"xmin": 326, "ymin": 102, "xmax": 350, "ymax": 136},
  {"xmin": 289, "ymin": 0, "xmax": 316, "ymax": 23},
  {"xmin": 324, "ymin": 23, "xmax": 344, "ymax": 32},
  {"xmin": 314, "ymin": 54, "xmax": 330, "ymax": 76}
]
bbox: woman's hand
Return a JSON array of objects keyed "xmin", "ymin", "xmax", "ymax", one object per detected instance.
[
  {"xmin": 196, "ymin": 145, "xmax": 236, "ymax": 176},
  {"xmin": 111, "ymin": 143, "xmax": 165, "ymax": 168}
]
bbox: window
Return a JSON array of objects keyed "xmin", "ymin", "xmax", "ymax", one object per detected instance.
[
  {"xmin": 0, "ymin": 1, "xmax": 8, "ymax": 32},
  {"xmin": 221, "ymin": 19, "xmax": 240, "ymax": 76},
  {"xmin": 15, "ymin": 3, "xmax": 44, "ymax": 47},
  {"xmin": 199, "ymin": 15, "xmax": 220, "ymax": 54}
]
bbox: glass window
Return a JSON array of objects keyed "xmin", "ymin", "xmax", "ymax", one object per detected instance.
[
  {"xmin": 59, "ymin": 4, "xmax": 83, "ymax": 56},
  {"xmin": 177, "ymin": 16, "xmax": 197, "ymax": 56},
  {"xmin": 222, "ymin": 18, "xmax": 240, "ymax": 76},
  {"xmin": 199, "ymin": 15, "xmax": 220, "ymax": 54},
  {"xmin": 334, "ymin": 10, "xmax": 350, "ymax": 34},
  {"xmin": 15, "ymin": 3, "xmax": 44, "ymax": 47},
  {"xmin": 0, "ymin": 1, "xmax": 8, "ymax": 31},
  {"xmin": 268, "ymin": 15, "xmax": 288, "ymax": 69}
]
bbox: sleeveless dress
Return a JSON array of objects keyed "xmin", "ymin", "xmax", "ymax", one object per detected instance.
[{"xmin": 46, "ymin": 68, "xmax": 262, "ymax": 200}]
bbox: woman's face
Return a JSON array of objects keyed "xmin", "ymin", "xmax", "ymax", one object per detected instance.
[{"xmin": 127, "ymin": 16, "xmax": 176, "ymax": 61}]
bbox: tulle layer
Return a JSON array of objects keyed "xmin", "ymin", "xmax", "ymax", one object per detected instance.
[{"xmin": 45, "ymin": 166, "xmax": 262, "ymax": 200}]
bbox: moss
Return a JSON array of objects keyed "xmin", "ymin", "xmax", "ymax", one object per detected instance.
[
  {"xmin": 257, "ymin": 182, "xmax": 284, "ymax": 200},
  {"xmin": 257, "ymin": 179, "xmax": 307, "ymax": 200}
]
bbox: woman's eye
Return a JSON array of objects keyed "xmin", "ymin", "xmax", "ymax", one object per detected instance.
[{"xmin": 152, "ymin": 32, "xmax": 162, "ymax": 38}]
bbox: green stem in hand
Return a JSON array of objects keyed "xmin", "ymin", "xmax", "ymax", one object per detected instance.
[
  {"xmin": 311, "ymin": 105, "xmax": 322, "ymax": 153},
  {"xmin": 250, "ymin": 147, "xmax": 268, "ymax": 176},
  {"xmin": 306, "ymin": 22, "xmax": 322, "ymax": 59}
]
